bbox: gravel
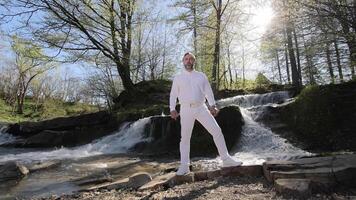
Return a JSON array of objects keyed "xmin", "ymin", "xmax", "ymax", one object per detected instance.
[{"xmin": 34, "ymin": 176, "xmax": 356, "ymax": 200}]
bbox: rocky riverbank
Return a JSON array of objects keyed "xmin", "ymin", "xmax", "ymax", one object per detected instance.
[
  {"xmin": 38, "ymin": 176, "xmax": 356, "ymax": 200},
  {"xmin": 22, "ymin": 153, "xmax": 356, "ymax": 200}
]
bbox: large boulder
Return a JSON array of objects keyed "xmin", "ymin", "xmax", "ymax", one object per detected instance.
[
  {"xmin": 279, "ymin": 81, "xmax": 356, "ymax": 151},
  {"xmin": 132, "ymin": 105, "xmax": 244, "ymax": 156},
  {"xmin": 113, "ymin": 80, "xmax": 172, "ymax": 109},
  {"xmin": 6, "ymin": 111, "xmax": 115, "ymax": 137},
  {"xmin": 3, "ymin": 111, "xmax": 127, "ymax": 148}
]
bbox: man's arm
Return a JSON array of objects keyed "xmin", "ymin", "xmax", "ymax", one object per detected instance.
[
  {"xmin": 203, "ymin": 74, "xmax": 216, "ymax": 107},
  {"xmin": 169, "ymin": 76, "xmax": 179, "ymax": 111},
  {"xmin": 203, "ymin": 74, "xmax": 219, "ymax": 117}
]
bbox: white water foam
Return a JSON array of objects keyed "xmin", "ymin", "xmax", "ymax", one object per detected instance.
[
  {"xmin": 219, "ymin": 91, "xmax": 291, "ymax": 108},
  {"xmin": 0, "ymin": 117, "xmax": 152, "ymax": 163},
  {"xmin": 0, "ymin": 125, "xmax": 16, "ymax": 145}
]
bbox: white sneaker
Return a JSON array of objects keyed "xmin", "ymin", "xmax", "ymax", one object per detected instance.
[
  {"xmin": 176, "ymin": 164, "xmax": 190, "ymax": 176},
  {"xmin": 222, "ymin": 157, "xmax": 243, "ymax": 168}
]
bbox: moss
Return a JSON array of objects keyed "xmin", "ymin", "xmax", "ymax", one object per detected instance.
[{"xmin": 280, "ymin": 81, "xmax": 356, "ymax": 151}]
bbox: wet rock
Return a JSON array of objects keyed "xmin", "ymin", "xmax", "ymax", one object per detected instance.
[
  {"xmin": 0, "ymin": 162, "xmax": 29, "ymax": 186},
  {"xmin": 26, "ymin": 161, "xmax": 61, "ymax": 172},
  {"xmin": 74, "ymin": 171, "xmax": 113, "ymax": 186},
  {"xmin": 80, "ymin": 178, "xmax": 129, "ymax": 192},
  {"xmin": 7, "ymin": 111, "xmax": 112, "ymax": 137},
  {"xmin": 4, "ymin": 111, "xmax": 121, "ymax": 148}
]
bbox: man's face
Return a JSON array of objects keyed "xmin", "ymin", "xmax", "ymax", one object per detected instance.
[{"xmin": 183, "ymin": 54, "xmax": 195, "ymax": 70}]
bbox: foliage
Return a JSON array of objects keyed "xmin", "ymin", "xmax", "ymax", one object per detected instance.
[
  {"xmin": 0, "ymin": 97, "xmax": 98, "ymax": 123},
  {"xmin": 255, "ymin": 72, "xmax": 272, "ymax": 88}
]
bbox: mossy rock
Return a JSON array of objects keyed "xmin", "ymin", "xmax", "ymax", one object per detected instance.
[
  {"xmin": 113, "ymin": 80, "xmax": 172, "ymax": 109},
  {"xmin": 280, "ymin": 81, "xmax": 356, "ymax": 151}
]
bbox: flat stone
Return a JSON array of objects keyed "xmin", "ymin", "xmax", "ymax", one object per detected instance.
[
  {"xmin": 26, "ymin": 161, "xmax": 61, "ymax": 173},
  {"xmin": 80, "ymin": 178, "xmax": 129, "ymax": 192},
  {"xmin": 221, "ymin": 165, "xmax": 262, "ymax": 177},
  {"xmin": 206, "ymin": 169, "xmax": 221, "ymax": 179},
  {"xmin": 194, "ymin": 171, "xmax": 208, "ymax": 181},
  {"xmin": 263, "ymin": 154, "xmax": 356, "ymax": 187},
  {"xmin": 139, "ymin": 172, "xmax": 176, "ymax": 191},
  {"xmin": 263, "ymin": 161, "xmax": 298, "ymax": 182},
  {"xmin": 270, "ymin": 167, "xmax": 341, "ymax": 184},
  {"xmin": 172, "ymin": 173, "xmax": 194, "ymax": 185},
  {"xmin": 74, "ymin": 171, "xmax": 113, "ymax": 186},
  {"xmin": 275, "ymin": 178, "xmax": 311, "ymax": 198},
  {"xmin": 105, "ymin": 178, "xmax": 130, "ymax": 190},
  {"xmin": 127, "ymin": 172, "xmax": 152, "ymax": 189}
]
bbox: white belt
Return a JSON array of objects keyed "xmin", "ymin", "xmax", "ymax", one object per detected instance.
[{"xmin": 180, "ymin": 102, "xmax": 204, "ymax": 108}]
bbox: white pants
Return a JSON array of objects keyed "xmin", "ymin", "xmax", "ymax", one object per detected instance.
[{"xmin": 179, "ymin": 103, "xmax": 230, "ymax": 165}]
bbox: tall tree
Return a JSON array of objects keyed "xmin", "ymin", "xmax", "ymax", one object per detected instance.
[
  {"xmin": 1, "ymin": 0, "xmax": 137, "ymax": 92},
  {"xmin": 11, "ymin": 36, "xmax": 54, "ymax": 114}
]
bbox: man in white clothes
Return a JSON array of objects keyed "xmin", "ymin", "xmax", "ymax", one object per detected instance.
[{"xmin": 169, "ymin": 52, "xmax": 243, "ymax": 175}]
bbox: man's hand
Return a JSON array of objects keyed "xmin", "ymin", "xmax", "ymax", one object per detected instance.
[
  {"xmin": 208, "ymin": 105, "xmax": 219, "ymax": 117},
  {"xmin": 170, "ymin": 110, "xmax": 179, "ymax": 120}
]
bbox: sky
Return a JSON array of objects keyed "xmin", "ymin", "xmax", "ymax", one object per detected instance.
[{"xmin": 0, "ymin": 0, "xmax": 275, "ymax": 80}]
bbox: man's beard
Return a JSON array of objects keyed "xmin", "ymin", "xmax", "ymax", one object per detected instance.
[{"xmin": 184, "ymin": 64, "xmax": 194, "ymax": 70}]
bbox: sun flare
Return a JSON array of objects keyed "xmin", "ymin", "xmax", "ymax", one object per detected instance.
[{"xmin": 251, "ymin": 5, "xmax": 274, "ymax": 32}]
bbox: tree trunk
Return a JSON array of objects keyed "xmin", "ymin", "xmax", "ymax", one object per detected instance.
[
  {"xmin": 276, "ymin": 50, "xmax": 282, "ymax": 84},
  {"xmin": 347, "ymin": 40, "xmax": 356, "ymax": 78},
  {"xmin": 212, "ymin": 0, "xmax": 222, "ymax": 93},
  {"xmin": 293, "ymin": 26, "xmax": 302, "ymax": 85},
  {"xmin": 286, "ymin": 23, "xmax": 300, "ymax": 88},
  {"xmin": 333, "ymin": 37, "xmax": 344, "ymax": 82},
  {"xmin": 227, "ymin": 44, "xmax": 233, "ymax": 89},
  {"xmin": 325, "ymin": 41, "xmax": 335, "ymax": 84},
  {"xmin": 284, "ymin": 45, "xmax": 290, "ymax": 84},
  {"xmin": 161, "ymin": 28, "xmax": 167, "ymax": 79},
  {"xmin": 242, "ymin": 46, "xmax": 245, "ymax": 88},
  {"xmin": 118, "ymin": 1, "xmax": 135, "ymax": 92},
  {"xmin": 192, "ymin": 0, "xmax": 199, "ymax": 71}
]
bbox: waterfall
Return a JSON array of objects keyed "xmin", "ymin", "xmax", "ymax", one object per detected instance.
[
  {"xmin": 0, "ymin": 118, "xmax": 152, "ymax": 163},
  {"xmin": 199, "ymin": 91, "xmax": 312, "ymax": 167}
]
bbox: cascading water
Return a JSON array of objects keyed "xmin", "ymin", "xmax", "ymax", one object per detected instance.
[
  {"xmin": 0, "ymin": 118, "xmax": 152, "ymax": 163},
  {"xmin": 198, "ymin": 91, "xmax": 312, "ymax": 168},
  {"xmin": 0, "ymin": 124, "xmax": 16, "ymax": 145},
  {"xmin": 0, "ymin": 91, "xmax": 311, "ymax": 165}
]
